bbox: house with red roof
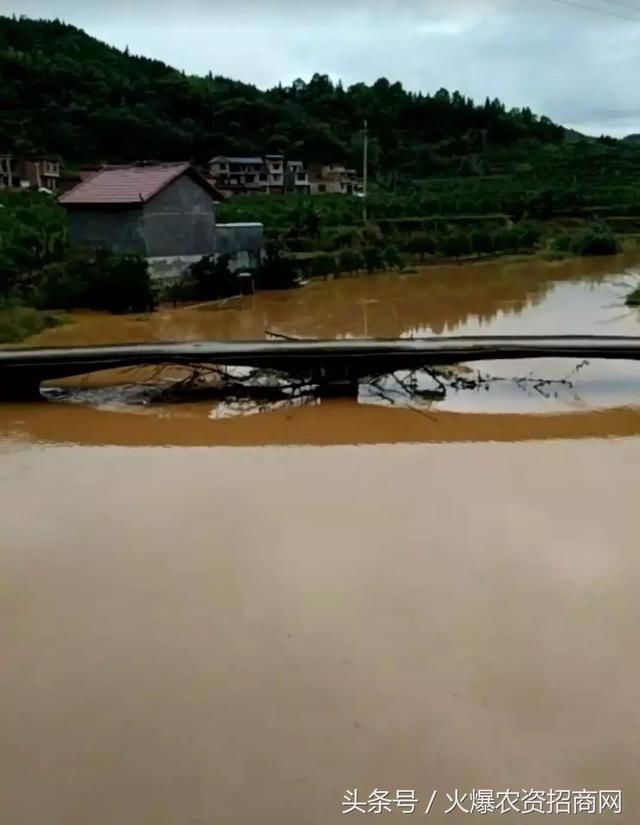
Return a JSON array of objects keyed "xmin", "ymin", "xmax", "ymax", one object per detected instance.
[{"xmin": 59, "ymin": 163, "xmax": 224, "ymax": 265}]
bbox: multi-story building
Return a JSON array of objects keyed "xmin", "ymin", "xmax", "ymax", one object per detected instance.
[
  {"xmin": 286, "ymin": 160, "xmax": 311, "ymax": 194},
  {"xmin": 264, "ymin": 154, "xmax": 285, "ymax": 192},
  {"xmin": 209, "ymin": 156, "xmax": 266, "ymax": 196},
  {"xmin": 0, "ymin": 154, "xmax": 16, "ymax": 188},
  {"xmin": 308, "ymin": 163, "xmax": 360, "ymax": 195},
  {"xmin": 209, "ymin": 154, "xmax": 312, "ymax": 196},
  {"xmin": 0, "ymin": 154, "xmax": 62, "ymax": 192},
  {"xmin": 22, "ymin": 156, "xmax": 61, "ymax": 191}
]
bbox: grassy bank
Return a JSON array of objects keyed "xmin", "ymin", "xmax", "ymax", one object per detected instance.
[{"xmin": 0, "ymin": 307, "xmax": 66, "ymax": 344}]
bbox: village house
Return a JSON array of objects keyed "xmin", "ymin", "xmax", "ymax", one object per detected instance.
[
  {"xmin": 209, "ymin": 154, "xmax": 310, "ymax": 196},
  {"xmin": 209, "ymin": 156, "xmax": 265, "ymax": 196},
  {"xmin": 0, "ymin": 154, "xmax": 16, "ymax": 188},
  {"xmin": 58, "ymin": 161, "xmax": 263, "ymax": 279},
  {"xmin": 59, "ymin": 162, "xmax": 224, "ymax": 278},
  {"xmin": 308, "ymin": 163, "xmax": 360, "ymax": 195},
  {"xmin": 0, "ymin": 153, "xmax": 62, "ymax": 192},
  {"xmin": 22, "ymin": 156, "xmax": 61, "ymax": 191},
  {"xmin": 286, "ymin": 160, "xmax": 311, "ymax": 194},
  {"xmin": 264, "ymin": 154, "xmax": 285, "ymax": 192}
]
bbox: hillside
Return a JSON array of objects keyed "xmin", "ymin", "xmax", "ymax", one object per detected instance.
[{"xmin": 0, "ymin": 15, "xmax": 565, "ymax": 174}]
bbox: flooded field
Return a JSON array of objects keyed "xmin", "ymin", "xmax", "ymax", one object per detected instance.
[
  {"xmin": 2, "ymin": 252, "xmax": 640, "ymax": 443},
  {"xmin": 2, "ymin": 254, "xmax": 640, "ymax": 824}
]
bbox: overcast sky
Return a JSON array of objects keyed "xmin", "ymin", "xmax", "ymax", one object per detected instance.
[{"xmin": 7, "ymin": 0, "xmax": 640, "ymax": 137}]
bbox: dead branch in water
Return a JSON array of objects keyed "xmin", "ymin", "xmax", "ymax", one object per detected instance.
[
  {"xmin": 264, "ymin": 328, "xmax": 316, "ymax": 341},
  {"xmin": 147, "ymin": 361, "xmax": 313, "ymax": 405}
]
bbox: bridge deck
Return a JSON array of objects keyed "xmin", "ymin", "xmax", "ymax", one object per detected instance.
[{"xmin": 1, "ymin": 336, "xmax": 640, "ymax": 399}]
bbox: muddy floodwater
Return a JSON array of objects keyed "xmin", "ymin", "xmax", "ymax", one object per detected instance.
[{"xmin": 2, "ymin": 254, "xmax": 640, "ymax": 824}]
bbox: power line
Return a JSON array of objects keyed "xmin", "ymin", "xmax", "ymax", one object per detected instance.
[
  {"xmin": 600, "ymin": 0, "xmax": 640, "ymax": 13},
  {"xmin": 547, "ymin": 0, "xmax": 640, "ymax": 21}
]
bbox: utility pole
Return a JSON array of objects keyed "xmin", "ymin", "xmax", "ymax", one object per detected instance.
[{"xmin": 362, "ymin": 119, "xmax": 368, "ymax": 224}]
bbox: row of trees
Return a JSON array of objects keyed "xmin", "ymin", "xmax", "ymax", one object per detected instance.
[
  {"xmin": 220, "ymin": 170, "xmax": 640, "ymax": 232},
  {"xmin": 173, "ymin": 247, "xmax": 299, "ymax": 302},
  {"xmin": 1, "ymin": 15, "xmax": 564, "ymax": 172},
  {"xmin": 296, "ymin": 221, "xmax": 620, "ymax": 277}
]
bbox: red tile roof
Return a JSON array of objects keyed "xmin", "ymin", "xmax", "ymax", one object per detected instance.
[{"xmin": 59, "ymin": 163, "xmax": 222, "ymax": 205}]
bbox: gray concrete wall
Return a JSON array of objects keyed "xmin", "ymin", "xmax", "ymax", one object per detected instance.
[
  {"xmin": 65, "ymin": 206, "xmax": 146, "ymax": 254},
  {"xmin": 142, "ymin": 175, "xmax": 216, "ymax": 258},
  {"xmin": 146, "ymin": 222, "xmax": 265, "ymax": 283},
  {"xmin": 147, "ymin": 255, "xmax": 202, "ymax": 282},
  {"xmin": 216, "ymin": 223, "xmax": 264, "ymax": 271}
]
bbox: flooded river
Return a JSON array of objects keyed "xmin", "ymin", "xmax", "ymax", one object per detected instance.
[{"xmin": 2, "ymin": 254, "xmax": 640, "ymax": 824}]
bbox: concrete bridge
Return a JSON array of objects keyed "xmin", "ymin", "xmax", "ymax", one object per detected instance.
[{"xmin": 2, "ymin": 336, "xmax": 640, "ymax": 400}]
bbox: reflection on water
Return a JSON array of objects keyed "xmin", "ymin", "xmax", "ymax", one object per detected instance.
[
  {"xmin": 2, "ymin": 252, "xmax": 640, "ymax": 443},
  {"xmin": 18, "ymin": 253, "xmax": 640, "ymax": 348}
]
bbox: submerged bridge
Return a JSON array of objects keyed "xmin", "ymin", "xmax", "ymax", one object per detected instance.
[{"xmin": 2, "ymin": 336, "xmax": 640, "ymax": 400}]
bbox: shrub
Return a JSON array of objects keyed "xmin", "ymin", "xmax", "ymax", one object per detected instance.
[
  {"xmin": 470, "ymin": 229, "xmax": 493, "ymax": 255},
  {"xmin": 440, "ymin": 231, "xmax": 472, "ymax": 258},
  {"xmin": 405, "ymin": 232, "xmax": 436, "ymax": 260},
  {"xmin": 362, "ymin": 223, "xmax": 384, "ymax": 244},
  {"xmin": 338, "ymin": 249, "xmax": 365, "ymax": 274},
  {"xmin": 383, "ymin": 245, "xmax": 403, "ymax": 269},
  {"xmin": 492, "ymin": 226, "xmax": 530, "ymax": 253},
  {"xmin": 93, "ymin": 254, "xmax": 157, "ymax": 314},
  {"xmin": 363, "ymin": 245, "xmax": 385, "ymax": 272},
  {"xmin": 32, "ymin": 258, "xmax": 90, "ymax": 310},
  {"xmin": 0, "ymin": 306, "xmax": 63, "ymax": 344},
  {"xmin": 626, "ymin": 286, "xmax": 640, "ymax": 306},
  {"xmin": 255, "ymin": 244, "xmax": 299, "ymax": 290},
  {"xmin": 551, "ymin": 232, "xmax": 573, "ymax": 253},
  {"xmin": 329, "ymin": 228, "xmax": 362, "ymax": 250},
  {"xmin": 514, "ymin": 220, "xmax": 544, "ymax": 248},
  {"xmin": 572, "ymin": 226, "xmax": 620, "ymax": 256},
  {"xmin": 33, "ymin": 250, "xmax": 156, "ymax": 314},
  {"xmin": 188, "ymin": 254, "xmax": 239, "ymax": 300},
  {"xmin": 551, "ymin": 224, "xmax": 620, "ymax": 256},
  {"xmin": 285, "ymin": 236, "xmax": 315, "ymax": 253},
  {"xmin": 311, "ymin": 253, "xmax": 337, "ymax": 277}
]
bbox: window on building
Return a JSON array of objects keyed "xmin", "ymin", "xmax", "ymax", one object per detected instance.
[
  {"xmin": 260, "ymin": 173, "xmax": 268, "ymax": 181},
  {"xmin": 318, "ymin": 184, "xmax": 326, "ymax": 193}
]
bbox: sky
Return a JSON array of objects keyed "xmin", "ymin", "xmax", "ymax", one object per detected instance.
[{"xmin": 7, "ymin": 0, "xmax": 640, "ymax": 137}]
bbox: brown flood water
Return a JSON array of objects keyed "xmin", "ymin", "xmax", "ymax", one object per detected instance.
[
  {"xmin": 2, "ymin": 254, "xmax": 640, "ymax": 824},
  {"xmin": 2, "ymin": 252, "xmax": 640, "ymax": 445}
]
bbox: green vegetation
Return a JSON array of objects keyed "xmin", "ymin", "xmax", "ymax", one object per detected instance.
[
  {"xmin": 551, "ymin": 225, "xmax": 620, "ymax": 257},
  {"xmin": 0, "ymin": 190, "xmax": 68, "ymax": 297},
  {"xmin": 186, "ymin": 254, "xmax": 239, "ymax": 300},
  {"xmin": 1, "ymin": 16, "xmax": 562, "ymax": 168},
  {"xmin": 254, "ymin": 244, "xmax": 299, "ymax": 290},
  {"xmin": 225, "ymin": 196, "xmax": 619, "ymax": 270},
  {"xmin": 167, "ymin": 245, "xmax": 300, "ymax": 302},
  {"xmin": 1, "ymin": 14, "xmax": 638, "ymax": 323},
  {"xmin": 32, "ymin": 250, "xmax": 156, "ymax": 314},
  {"xmin": 0, "ymin": 191, "xmax": 156, "ymax": 314},
  {"xmin": 626, "ymin": 287, "xmax": 640, "ymax": 306},
  {"xmin": 0, "ymin": 305, "xmax": 64, "ymax": 343}
]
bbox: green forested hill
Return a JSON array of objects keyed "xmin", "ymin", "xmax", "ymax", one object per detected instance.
[{"xmin": 0, "ymin": 14, "xmax": 565, "ymax": 172}]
